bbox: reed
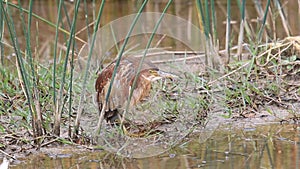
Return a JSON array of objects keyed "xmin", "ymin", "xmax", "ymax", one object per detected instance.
[
  {"xmin": 95, "ymin": 0, "xmax": 150, "ymax": 134},
  {"xmin": 225, "ymin": 0, "xmax": 231, "ymax": 63},
  {"xmin": 123, "ymin": 0, "xmax": 174, "ymax": 127},
  {"xmin": 3, "ymin": 1, "xmax": 42, "ymax": 139},
  {"xmin": 0, "ymin": 2, "xmax": 4, "ymax": 65},
  {"xmin": 257, "ymin": 0, "xmax": 271, "ymax": 43},
  {"xmin": 53, "ymin": 0, "xmax": 81, "ymax": 136},
  {"xmin": 74, "ymin": 0, "xmax": 105, "ymax": 136}
]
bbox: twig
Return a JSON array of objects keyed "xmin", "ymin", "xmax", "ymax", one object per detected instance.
[{"xmin": 0, "ymin": 149, "xmax": 16, "ymax": 160}]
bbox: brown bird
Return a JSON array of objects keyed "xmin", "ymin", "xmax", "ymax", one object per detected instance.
[{"xmin": 95, "ymin": 56, "xmax": 176, "ymax": 124}]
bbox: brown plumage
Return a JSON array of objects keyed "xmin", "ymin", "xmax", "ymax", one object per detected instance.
[{"xmin": 95, "ymin": 56, "xmax": 175, "ymax": 124}]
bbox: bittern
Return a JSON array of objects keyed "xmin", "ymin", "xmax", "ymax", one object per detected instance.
[{"xmin": 95, "ymin": 56, "xmax": 175, "ymax": 125}]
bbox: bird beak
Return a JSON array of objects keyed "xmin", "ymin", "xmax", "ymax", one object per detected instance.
[{"xmin": 157, "ymin": 70, "xmax": 178, "ymax": 80}]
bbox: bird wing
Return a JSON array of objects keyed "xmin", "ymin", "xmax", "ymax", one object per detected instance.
[
  {"xmin": 95, "ymin": 62, "xmax": 115, "ymax": 112},
  {"xmin": 95, "ymin": 59, "xmax": 136, "ymax": 112}
]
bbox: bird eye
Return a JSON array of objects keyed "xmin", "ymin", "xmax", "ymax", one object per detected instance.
[{"xmin": 149, "ymin": 70, "xmax": 157, "ymax": 73}]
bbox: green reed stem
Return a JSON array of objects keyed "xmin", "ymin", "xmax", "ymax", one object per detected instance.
[
  {"xmin": 210, "ymin": 0, "xmax": 217, "ymax": 45},
  {"xmin": 75, "ymin": 0, "xmax": 106, "ymax": 135},
  {"xmin": 27, "ymin": 0, "xmax": 44, "ymax": 136},
  {"xmin": 17, "ymin": 0, "xmax": 38, "ymax": 95},
  {"xmin": 225, "ymin": 0, "xmax": 231, "ymax": 63},
  {"xmin": 68, "ymin": 31, "xmax": 76, "ymax": 138},
  {"xmin": 105, "ymin": 0, "xmax": 149, "ymax": 106},
  {"xmin": 110, "ymin": 24, "xmax": 120, "ymax": 53},
  {"xmin": 204, "ymin": 0, "xmax": 210, "ymax": 37},
  {"xmin": 5, "ymin": 1, "xmax": 85, "ymax": 43},
  {"xmin": 53, "ymin": 0, "xmax": 81, "ymax": 136},
  {"xmin": 83, "ymin": 0, "xmax": 91, "ymax": 40},
  {"xmin": 0, "ymin": 2, "xmax": 3, "ymax": 65},
  {"xmin": 94, "ymin": 0, "xmax": 149, "ymax": 135},
  {"xmin": 237, "ymin": 0, "xmax": 246, "ymax": 60},
  {"xmin": 61, "ymin": 1, "xmax": 79, "ymax": 52},
  {"xmin": 258, "ymin": 0, "xmax": 270, "ymax": 42},
  {"xmin": 237, "ymin": 0, "xmax": 253, "ymax": 42},
  {"xmin": 274, "ymin": 0, "xmax": 291, "ymax": 36},
  {"xmin": 124, "ymin": 0, "xmax": 174, "ymax": 119},
  {"xmin": 2, "ymin": 2, "xmax": 36, "ymax": 136},
  {"xmin": 52, "ymin": 0, "xmax": 63, "ymax": 122},
  {"xmin": 62, "ymin": 1, "xmax": 72, "ymax": 29},
  {"xmin": 196, "ymin": 0, "xmax": 208, "ymax": 38}
]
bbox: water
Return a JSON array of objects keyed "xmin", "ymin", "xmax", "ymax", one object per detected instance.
[
  {"xmin": 9, "ymin": 123, "xmax": 300, "ymax": 168},
  {"xmin": 4, "ymin": 0, "xmax": 299, "ymax": 61}
]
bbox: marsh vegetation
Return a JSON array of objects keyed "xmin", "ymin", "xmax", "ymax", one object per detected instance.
[{"xmin": 0, "ymin": 0, "xmax": 299, "ymax": 168}]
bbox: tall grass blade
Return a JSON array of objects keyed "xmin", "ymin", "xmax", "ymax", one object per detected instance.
[
  {"xmin": 196, "ymin": 0, "xmax": 210, "ymax": 68},
  {"xmin": 204, "ymin": 0, "xmax": 210, "ymax": 38},
  {"xmin": 17, "ymin": 0, "xmax": 44, "ymax": 137},
  {"xmin": 210, "ymin": 0, "xmax": 217, "ymax": 45},
  {"xmin": 27, "ymin": 0, "xmax": 44, "ymax": 137},
  {"xmin": 67, "ymin": 32, "xmax": 76, "ymax": 138},
  {"xmin": 257, "ymin": 0, "xmax": 271, "ymax": 43},
  {"xmin": 236, "ymin": 0, "xmax": 254, "ymax": 43},
  {"xmin": 237, "ymin": 0, "xmax": 246, "ymax": 60},
  {"xmin": 195, "ymin": 0, "xmax": 208, "ymax": 38},
  {"xmin": 83, "ymin": 0, "xmax": 91, "ymax": 40},
  {"xmin": 53, "ymin": 2, "xmax": 61, "ymax": 108},
  {"xmin": 2, "ymin": 3, "xmax": 37, "ymax": 136},
  {"xmin": 53, "ymin": 0, "xmax": 81, "ymax": 136},
  {"xmin": 96, "ymin": 0, "xmax": 149, "ymax": 135},
  {"xmin": 52, "ymin": 0, "xmax": 63, "ymax": 135},
  {"xmin": 225, "ymin": 0, "xmax": 231, "ymax": 64},
  {"xmin": 273, "ymin": 0, "xmax": 291, "ymax": 36},
  {"xmin": 62, "ymin": 1, "xmax": 80, "ymax": 52},
  {"xmin": 75, "ymin": 0, "xmax": 106, "ymax": 136},
  {"xmin": 123, "ymin": 0, "xmax": 174, "ymax": 126},
  {"xmin": 0, "ymin": 2, "xmax": 4, "ymax": 65},
  {"xmin": 61, "ymin": 1, "xmax": 72, "ymax": 29},
  {"xmin": 5, "ymin": 2, "xmax": 85, "ymax": 43}
]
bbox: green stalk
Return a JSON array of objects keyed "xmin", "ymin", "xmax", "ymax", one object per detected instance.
[
  {"xmin": 27, "ymin": 0, "xmax": 44, "ymax": 136},
  {"xmin": 2, "ymin": 2, "xmax": 36, "ymax": 136},
  {"xmin": 68, "ymin": 31, "xmax": 76, "ymax": 138},
  {"xmin": 75, "ymin": 0, "xmax": 106, "ymax": 135},
  {"xmin": 225, "ymin": 0, "xmax": 231, "ymax": 63},
  {"xmin": 110, "ymin": 24, "xmax": 120, "ymax": 53},
  {"xmin": 237, "ymin": 0, "xmax": 246, "ymax": 60},
  {"xmin": 0, "ymin": 1, "xmax": 4, "ymax": 65},
  {"xmin": 237, "ymin": 0, "xmax": 253, "ymax": 42},
  {"xmin": 62, "ymin": 0, "xmax": 79, "ymax": 52},
  {"xmin": 5, "ymin": 1, "xmax": 85, "ymax": 43},
  {"xmin": 274, "ymin": 0, "xmax": 291, "ymax": 36},
  {"xmin": 62, "ymin": 1, "xmax": 72, "ymax": 29},
  {"xmin": 210, "ymin": 0, "xmax": 217, "ymax": 45},
  {"xmin": 52, "ymin": 0, "xmax": 63, "ymax": 130},
  {"xmin": 53, "ymin": 0, "xmax": 81, "ymax": 136},
  {"xmin": 196, "ymin": 0, "xmax": 208, "ymax": 38},
  {"xmin": 196, "ymin": 0, "xmax": 212, "ymax": 68},
  {"xmin": 105, "ymin": 0, "xmax": 149, "ymax": 106},
  {"xmin": 96, "ymin": 0, "xmax": 149, "ymax": 135},
  {"xmin": 16, "ymin": 1, "xmax": 42, "ymax": 138},
  {"xmin": 257, "ymin": 0, "xmax": 270, "ymax": 43},
  {"xmin": 123, "ymin": 0, "xmax": 174, "ymax": 123},
  {"xmin": 204, "ymin": 0, "xmax": 210, "ymax": 38},
  {"xmin": 83, "ymin": 0, "xmax": 91, "ymax": 40}
]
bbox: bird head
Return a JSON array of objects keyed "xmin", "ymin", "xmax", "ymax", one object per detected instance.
[{"xmin": 145, "ymin": 69, "xmax": 178, "ymax": 82}]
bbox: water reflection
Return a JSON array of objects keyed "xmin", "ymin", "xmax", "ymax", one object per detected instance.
[
  {"xmin": 3, "ymin": 0, "xmax": 299, "ymax": 64},
  {"xmin": 10, "ymin": 124, "xmax": 300, "ymax": 169}
]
